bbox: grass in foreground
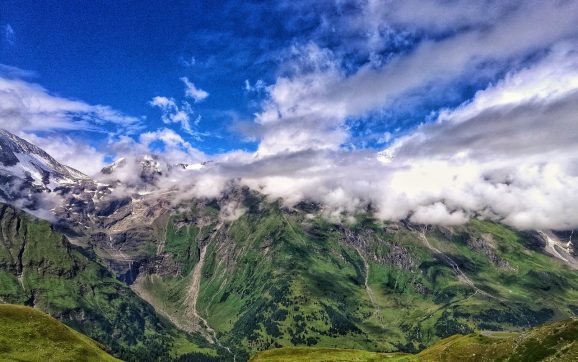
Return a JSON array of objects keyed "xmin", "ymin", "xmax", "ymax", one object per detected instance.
[
  {"xmin": 250, "ymin": 347, "xmax": 407, "ymax": 362},
  {"xmin": 0, "ymin": 304, "xmax": 120, "ymax": 362},
  {"xmin": 251, "ymin": 318, "xmax": 578, "ymax": 362}
]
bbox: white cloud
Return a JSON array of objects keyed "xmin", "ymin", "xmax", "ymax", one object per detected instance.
[
  {"xmin": 81, "ymin": 61, "xmax": 578, "ymax": 229},
  {"xmin": 251, "ymin": 1, "xmax": 578, "ymax": 156},
  {"xmin": 149, "ymin": 96, "xmax": 175, "ymax": 108},
  {"xmin": 244, "ymin": 79, "xmax": 266, "ymax": 93},
  {"xmin": 149, "ymin": 77, "xmax": 207, "ymax": 135},
  {"xmin": 389, "ymin": 44, "xmax": 578, "ymax": 162},
  {"xmin": 181, "ymin": 77, "xmax": 209, "ymax": 102},
  {"xmin": 0, "ymin": 76, "xmax": 140, "ymax": 133},
  {"xmin": 219, "ymin": 200, "xmax": 247, "ymax": 222},
  {"xmin": 110, "ymin": 127, "xmax": 205, "ymax": 164},
  {"xmin": 149, "ymin": 96, "xmax": 195, "ymax": 134},
  {"xmin": 436, "ymin": 42, "xmax": 578, "ymax": 125},
  {"xmin": 0, "ymin": 75, "xmax": 141, "ymax": 176},
  {"xmin": 372, "ymin": 43, "xmax": 578, "ymax": 229},
  {"xmin": 410, "ymin": 203, "xmax": 469, "ymax": 226},
  {"xmin": 165, "ymin": 41, "xmax": 578, "ymax": 230}
]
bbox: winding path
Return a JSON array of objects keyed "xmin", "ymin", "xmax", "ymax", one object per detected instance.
[{"xmin": 353, "ymin": 247, "xmax": 384, "ymax": 326}]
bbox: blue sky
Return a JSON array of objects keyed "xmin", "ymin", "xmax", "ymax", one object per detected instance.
[
  {"xmin": 1, "ymin": 0, "xmax": 291, "ymax": 153},
  {"xmin": 1, "ymin": 0, "xmax": 513, "ymax": 155}
]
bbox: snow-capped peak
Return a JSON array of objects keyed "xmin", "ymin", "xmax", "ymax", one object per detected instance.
[
  {"xmin": 0, "ymin": 128, "xmax": 92, "ymax": 204},
  {"xmin": 0, "ymin": 129, "xmax": 89, "ymax": 185}
]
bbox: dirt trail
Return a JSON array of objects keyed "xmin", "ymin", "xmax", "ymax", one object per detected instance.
[
  {"xmin": 353, "ymin": 247, "xmax": 384, "ymax": 326},
  {"xmin": 184, "ymin": 230, "xmax": 236, "ymax": 361},
  {"xmin": 132, "ymin": 244, "xmax": 236, "ymax": 360},
  {"xmin": 418, "ymin": 228, "xmax": 500, "ymax": 300},
  {"xmin": 185, "ymin": 245, "xmax": 208, "ymax": 323}
]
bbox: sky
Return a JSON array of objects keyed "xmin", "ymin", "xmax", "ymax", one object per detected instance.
[{"xmin": 2, "ymin": 0, "xmax": 578, "ymax": 229}]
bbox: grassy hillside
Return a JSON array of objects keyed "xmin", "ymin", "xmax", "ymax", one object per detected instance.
[
  {"xmin": 251, "ymin": 318, "xmax": 578, "ymax": 361},
  {"xmin": 250, "ymin": 347, "xmax": 402, "ymax": 361},
  {"xmin": 0, "ymin": 203, "xmax": 219, "ymax": 362},
  {"xmin": 0, "ymin": 304, "xmax": 120, "ymax": 362},
  {"xmin": 135, "ymin": 190, "xmax": 578, "ymax": 360}
]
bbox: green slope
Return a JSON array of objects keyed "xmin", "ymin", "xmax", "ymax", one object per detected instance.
[
  {"xmin": 251, "ymin": 318, "xmax": 578, "ymax": 361},
  {"xmin": 250, "ymin": 347, "xmax": 402, "ymax": 361},
  {"xmin": 0, "ymin": 304, "xmax": 120, "ymax": 362},
  {"xmin": 0, "ymin": 203, "xmax": 218, "ymax": 362},
  {"xmin": 135, "ymin": 191, "xmax": 578, "ymax": 360}
]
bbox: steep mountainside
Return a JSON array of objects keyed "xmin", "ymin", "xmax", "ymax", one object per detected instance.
[
  {"xmin": 0, "ymin": 203, "xmax": 220, "ymax": 361},
  {"xmin": 0, "ymin": 304, "xmax": 120, "ymax": 362}
]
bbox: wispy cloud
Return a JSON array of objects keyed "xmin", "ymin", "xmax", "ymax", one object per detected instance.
[
  {"xmin": 0, "ymin": 75, "xmax": 141, "ymax": 133},
  {"xmin": 2, "ymin": 24, "xmax": 15, "ymax": 47},
  {"xmin": 250, "ymin": 0, "xmax": 578, "ymax": 156},
  {"xmin": 0, "ymin": 71, "xmax": 144, "ymax": 176},
  {"xmin": 150, "ymin": 77, "xmax": 209, "ymax": 136},
  {"xmin": 181, "ymin": 77, "xmax": 209, "ymax": 102},
  {"xmin": 149, "ymin": 96, "xmax": 201, "ymax": 137}
]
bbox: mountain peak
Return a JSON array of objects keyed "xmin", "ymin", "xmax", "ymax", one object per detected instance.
[
  {"xmin": 0, "ymin": 129, "xmax": 88, "ymax": 181},
  {"xmin": 0, "ymin": 129, "xmax": 89, "ymax": 204}
]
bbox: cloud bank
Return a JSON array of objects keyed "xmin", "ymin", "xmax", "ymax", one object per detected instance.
[{"xmin": 114, "ymin": 40, "xmax": 578, "ymax": 230}]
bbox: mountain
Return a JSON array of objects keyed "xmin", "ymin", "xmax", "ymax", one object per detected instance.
[
  {"xmin": 99, "ymin": 155, "xmax": 207, "ymax": 187},
  {"xmin": 57, "ymin": 180, "xmax": 578, "ymax": 360},
  {"xmin": 251, "ymin": 317, "xmax": 578, "ymax": 361},
  {"xmin": 0, "ymin": 304, "xmax": 121, "ymax": 362},
  {"xmin": 122, "ymin": 194, "xmax": 578, "ymax": 360},
  {"xmin": 1, "ymin": 128, "xmax": 578, "ymax": 361},
  {"xmin": 0, "ymin": 129, "xmax": 89, "ymax": 205},
  {"xmin": 100, "ymin": 155, "xmax": 166, "ymax": 185}
]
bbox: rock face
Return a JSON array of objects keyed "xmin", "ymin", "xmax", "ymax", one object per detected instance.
[
  {"xmin": 553, "ymin": 229, "xmax": 578, "ymax": 256},
  {"xmin": 100, "ymin": 155, "xmax": 166, "ymax": 185},
  {"xmin": 467, "ymin": 234, "xmax": 515, "ymax": 271}
]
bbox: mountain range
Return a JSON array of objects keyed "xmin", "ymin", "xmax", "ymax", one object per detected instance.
[{"xmin": 1, "ymin": 128, "xmax": 577, "ymax": 361}]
